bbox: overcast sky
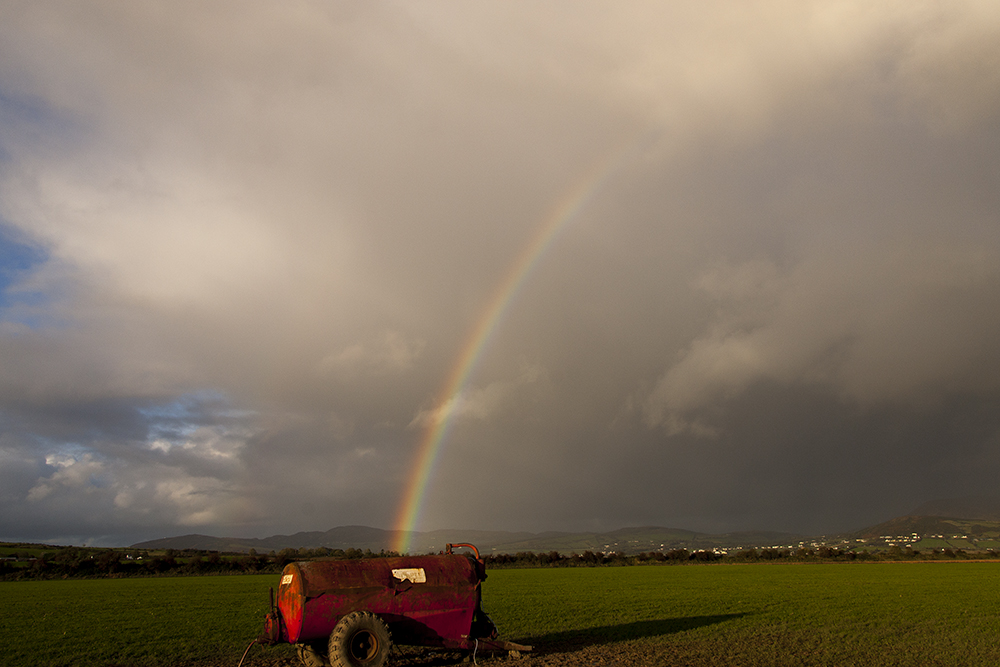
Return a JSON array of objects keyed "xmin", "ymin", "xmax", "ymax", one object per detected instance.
[{"xmin": 1, "ymin": 1, "xmax": 999, "ymax": 547}]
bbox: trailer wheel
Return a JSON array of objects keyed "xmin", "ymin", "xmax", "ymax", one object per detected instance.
[
  {"xmin": 328, "ymin": 611, "xmax": 392, "ymax": 667},
  {"xmin": 296, "ymin": 642, "xmax": 330, "ymax": 667}
]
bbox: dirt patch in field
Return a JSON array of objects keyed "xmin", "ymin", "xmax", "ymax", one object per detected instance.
[
  {"xmin": 224, "ymin": 614, "xmax": 744, "ymax": 667},
  {"xmin": 219, "ymin": 640, "xmax": 676, "ymax": 667}
]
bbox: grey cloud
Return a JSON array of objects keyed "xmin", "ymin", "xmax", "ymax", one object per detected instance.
[{"xmin": 1, "ymin": 2, "xmax": 999, "ymax": 545}]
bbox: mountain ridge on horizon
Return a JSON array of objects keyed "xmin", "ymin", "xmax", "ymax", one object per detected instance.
[
  {"xmin": 129, "ymin": 495, "xmax": 1000, "ymax": 555},
  {"xmin": 130, "ymin": 524, "xmax": 806, "ymax": 555}
]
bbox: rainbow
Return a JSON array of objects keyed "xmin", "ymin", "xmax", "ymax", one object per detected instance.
[{"xmin": 391, "ymin": 140, "xmax": 643, "ymax": 554}]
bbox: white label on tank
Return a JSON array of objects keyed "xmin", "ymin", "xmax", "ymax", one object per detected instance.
[
  {"xmin": 392, "ymin": 568, "xmax": 426, "ymax": 583},
  {"xmin": 281, "ymin": 574, "xmax": 294, "ymax": 585}
]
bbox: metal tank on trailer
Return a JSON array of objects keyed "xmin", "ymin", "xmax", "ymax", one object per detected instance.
[{"xmin": 257, "ymin": 543, "xmax": 531, "ymax": 667}]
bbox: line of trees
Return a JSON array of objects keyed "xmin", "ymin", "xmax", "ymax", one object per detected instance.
[
  {"xmin": 4, "ymin": 543, "xmax": 996, "ymax": 580},
  {"xmin": 483, "ymin": 549, "xmax": 723, "ymax": 567},
  {"xmin": 484, "ymin": 545, "xmax": 997, "ymax": 566},
  {"xmin": 710, "ymin": 545, "xmax": 990, "ymax": 561},
  {"xmin": 0, "ymin": 545, "xmax": 398, "ymax": 581}
]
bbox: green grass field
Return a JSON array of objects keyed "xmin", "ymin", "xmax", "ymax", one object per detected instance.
[
  {"xmin": 3, "ymin": 562, "xmax": 1000, "ymax": 666},
  {"xmin": 0, "ymin": 574, "xmax": 287, "ymax": 667},
  {"xmin": 483, "ymin": 563, "xmax": 1000, "ymax": 666}
]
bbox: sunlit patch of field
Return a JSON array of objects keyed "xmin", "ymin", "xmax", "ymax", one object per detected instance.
[
  {"xmin": 0, "ymin": 574, "xmax": 294, "ymax": 667},
  {"xmin": 5, "ymin": 563, "xmax": 1000, "ymax": 666},
  {"xmin": 483, "ymin": 563, "xmax": 1000, "ymax": 666}
]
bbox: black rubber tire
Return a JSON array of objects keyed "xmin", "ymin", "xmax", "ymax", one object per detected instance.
[
  {"xmin": 328, "ymin": 611, "xmax": 392, "ymax": 667},
  {"xmin": 296, "ymin": 642, "xmax": 330, "ymax": 667}
]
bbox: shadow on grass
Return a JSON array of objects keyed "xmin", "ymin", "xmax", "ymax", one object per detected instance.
[
  {"xmin": 388, "ymin": 615, "xmax": 747, "ymax": 665},
  {"xmin": 523, "ymin": 613, "xmax": 746, "ymax": 654}
]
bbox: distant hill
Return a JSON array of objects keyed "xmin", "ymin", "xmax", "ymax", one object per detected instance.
[
  {"xmin": 131, "ymin": 495, "xmax": 1000, "ymax": 555},
  {"xmin": 909, "ymin": 495, "xmax": 1000, "ymax": 521},
  {"xmin": 844, "ymin": 495, "xmax": 1000, "ymax": 541},
  {"xmin": 852, "ymin": 514, "xmax": 1000, "ymax": 541},
  {"xmin": 132, "ymin": 525, "xmax": 805, "ymax": 555},
  {"xmin": 132, "ymin": 525, "xmax": 402, "ymax": 554}
]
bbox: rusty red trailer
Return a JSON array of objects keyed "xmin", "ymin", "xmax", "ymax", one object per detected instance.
[{"xmin": 258, "ymin": 543, "xmax": 530, "ymax": 666}]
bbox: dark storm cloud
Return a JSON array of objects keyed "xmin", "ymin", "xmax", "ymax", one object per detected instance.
[{"xmin": 0, "ymin": 1, "xmax": 999, "ymax": 545}]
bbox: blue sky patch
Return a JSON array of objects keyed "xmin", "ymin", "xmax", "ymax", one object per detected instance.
[
  {"xmin": 0, "ymin": 223, "xmax": 48, "ymax": 311},
  {"xmin": 140, "ymin": 390, "xmax": 242, "ymax": 446}
]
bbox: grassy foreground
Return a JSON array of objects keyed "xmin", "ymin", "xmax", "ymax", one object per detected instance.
[
  {"xmin": 0, "ymin": 574, "xmax": 289, "ymax": 667},
  {"xmin": 484, "ymin": 562, "xmax": 1000, "ymax": 666},
  {"xmin": 3, "ymin": 562, "xmax": 1000, "ymax": 666}
]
